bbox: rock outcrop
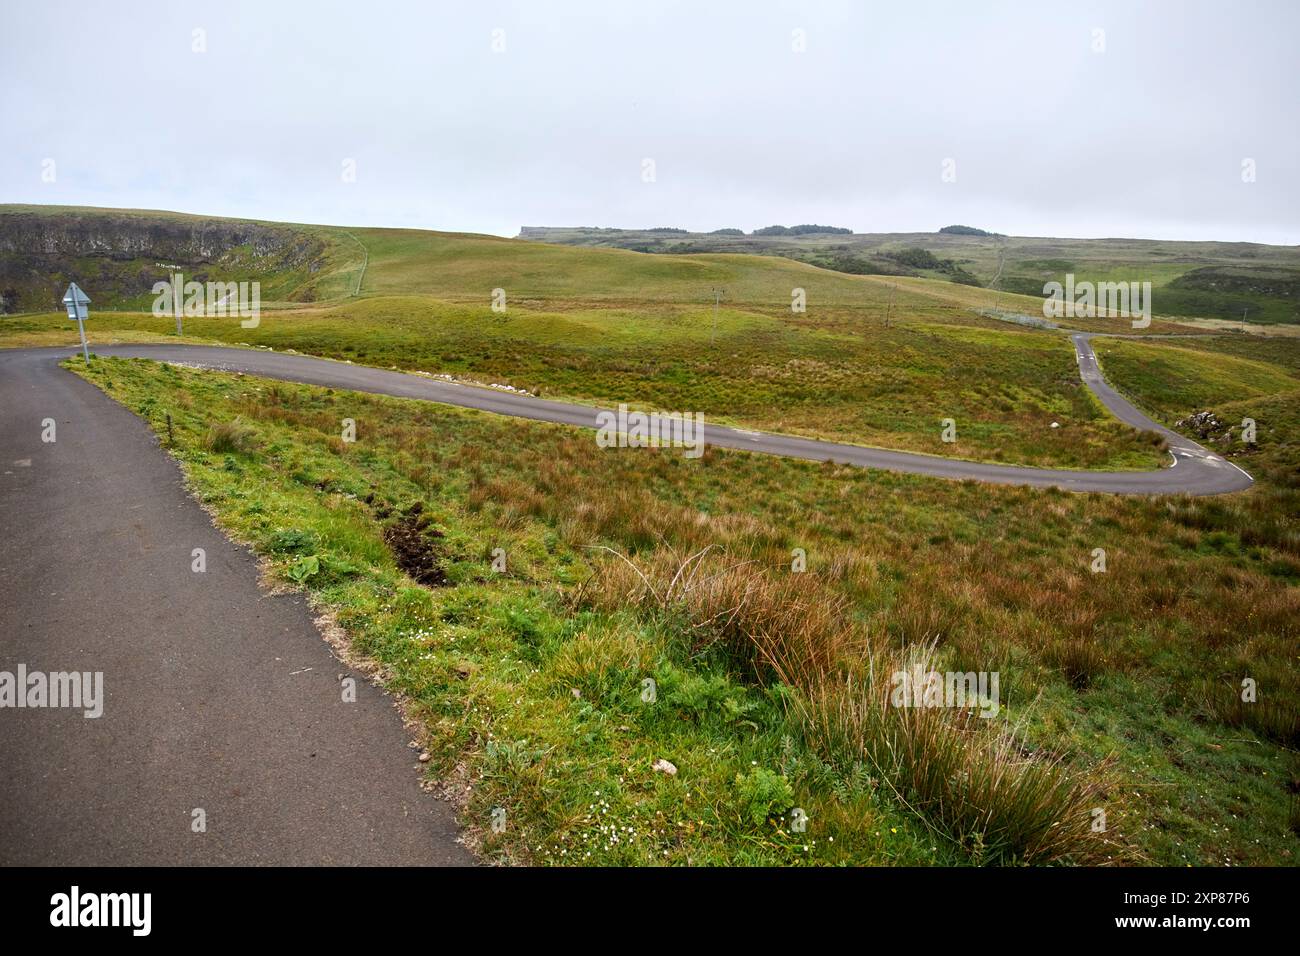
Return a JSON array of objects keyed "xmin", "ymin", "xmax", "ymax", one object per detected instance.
[{"xmin": 0, "ymin": 210, "xmax": 328, "ymax": 312}]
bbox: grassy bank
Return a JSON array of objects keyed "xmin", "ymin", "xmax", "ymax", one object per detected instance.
[
  {"xmin": 1093, "ymin": 337, "xmax": 1300, "ymax": 422},
  {"xmin": 69, "ymin": 355, "xmax": 1299, "ymax": 865}
]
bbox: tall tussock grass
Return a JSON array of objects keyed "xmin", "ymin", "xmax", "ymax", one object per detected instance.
[
  {"xmin": 1197, "ymin": 672, "xmax": 1300, "ymax": 748},
  {"xmin": 578, "ymin": 542, "xmax": 858, "ymax": 680},
  {"xmin": 795, "ymin": 656, "xmax": 1110, "ymax": 865},
  {"xmin": 203, "ymin": 417, "xmax": 259, "ymax": 455},
  {"xmin": 576, "ymin": 545, "xmax": 1113, "ymax": 864}
]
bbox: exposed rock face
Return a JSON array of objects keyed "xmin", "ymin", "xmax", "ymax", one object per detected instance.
[
  {"xmin": 0, "ymin": 213, "xmax": 319, "ymax": 261},
  {"xmin": 0, "ymin": 211, "xmax": 328, "ymax": 311}
]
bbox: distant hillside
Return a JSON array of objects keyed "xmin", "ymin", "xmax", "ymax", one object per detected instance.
[
  {"xmin": 517, "ymin": 226, "xmax": 1300, "ymax": 324},
  {"xmin": 5, "ymin": 206, "xmax": 1296, "ymax": 325},
  {"xmin": 2, "ymin": 205, "xmax": 913, "ymax": 313},
  {"xmin": 0, "ymin": 206, "xmax": 358, "ymax": 313}
]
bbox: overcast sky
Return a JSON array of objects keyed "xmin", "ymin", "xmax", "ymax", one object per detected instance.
[{"xmin": 3, "ymin": 0, "xmax": 1296, "ymax": 244}]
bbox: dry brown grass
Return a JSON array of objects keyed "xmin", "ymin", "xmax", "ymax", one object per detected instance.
[
  {"xmin": 202, "ymin": 417, "xmax": 259, "ymax": 455},
  {"xmin": 575, "ymin": 544, "xmax": 1117, "ymax": 863},
  {"xmin": 795, "ymin": 658, "xmax": 1116, "ymax": 865},
  {"xmin": 578, "ymin": 542, "xmax": 860, "ymax": 681}
]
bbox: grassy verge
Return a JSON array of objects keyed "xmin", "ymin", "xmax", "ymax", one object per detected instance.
[
  {"xmin": 68, "ymin": 355, "xmax": 1299, "ymax": 865},
  {"xmin": 1092, "ymin": 337, "xmax": 1300, "ymax": 423}
]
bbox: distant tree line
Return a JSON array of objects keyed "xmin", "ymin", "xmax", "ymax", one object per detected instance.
[
  {"xmin": 938, "ymin": 224, "xmax": 999, "ymax": 237},
  {"xmin": 882, "ymin": 247, "xmax": 982, "ymax": 285},
  {"xmin": 884, "ymin": 247, "xmax": 943, "ymax": 269},
  {"xmin": 753, "ymin": 224, "xmax": 854, "ymax": 236}
]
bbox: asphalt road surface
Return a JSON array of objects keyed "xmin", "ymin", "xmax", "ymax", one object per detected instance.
[
  {"xmin": 0, "ymin": 348, "xmax": 472, "ymax": 865},
  {"xmin": 9, "ymin": 335, "xmax": 1253, "ymax": 495}
]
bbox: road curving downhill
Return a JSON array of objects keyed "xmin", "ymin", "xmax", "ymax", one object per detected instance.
[{"xmin": 1, "ymin": 336, "xmax": 1254, "ymax": 496}]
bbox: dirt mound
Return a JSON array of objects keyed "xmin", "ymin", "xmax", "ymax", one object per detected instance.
[{"xmin": 380, "ymin": 501, "xmax": 449, "ymax": 586}]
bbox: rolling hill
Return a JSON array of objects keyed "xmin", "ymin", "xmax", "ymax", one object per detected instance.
[{"xmin": 521, "ymin": 225, "xmax": 1300, "ymax": 325}]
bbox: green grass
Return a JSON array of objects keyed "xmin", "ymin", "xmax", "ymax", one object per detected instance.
[
  {"xmin": 531, "ymin": 226, "xmax": 1300, "ymax": 325},
  {"xmin": 68, "ymin": 353, "xmax": 1300, "ymax": 866},
  {"xmin": 350, "ymin": 227, "xmax": 856, "ymax": 304},
  {"xmin": 1183, "ymin": 334, "xmax": 1300, "ymax": 374},
  {"xmin": 0, "ymin": 298, "xmax": 1170, "ymax": 471},
  {"xmin": 1092, "ymin": 337, "xmax": 1300, "ymax": 423}
]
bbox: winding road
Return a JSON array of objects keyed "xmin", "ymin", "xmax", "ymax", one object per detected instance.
[
  {"xmin": 3, "ymin": 334, "xmax": 1252, "ymax": 496},
  {"xmin": 0, "ymin": 331, "xmax": 1252, "ymax": 864}
]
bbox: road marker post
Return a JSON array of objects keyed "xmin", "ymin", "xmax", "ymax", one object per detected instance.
[{"xmin": 62, "ymin": 282, "xmax": 91, "ymax": 364}]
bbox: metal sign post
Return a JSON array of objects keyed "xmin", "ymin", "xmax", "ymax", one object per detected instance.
[
  {"xmin": 62, "ymin": 283, "xmax": 91, "ymax": 364},
  {"xmin": 711, "ymin": 287, "xmax": 725, "ymax": 346}
]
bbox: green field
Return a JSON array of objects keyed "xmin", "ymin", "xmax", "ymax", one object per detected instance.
[
  {"xmin": 66, "ymin": 345, "xmax": 1299, "ymax": 866},
  {"xmin": 7, "ymin": 204, "xmax": 1299, "ymax": 866}
]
